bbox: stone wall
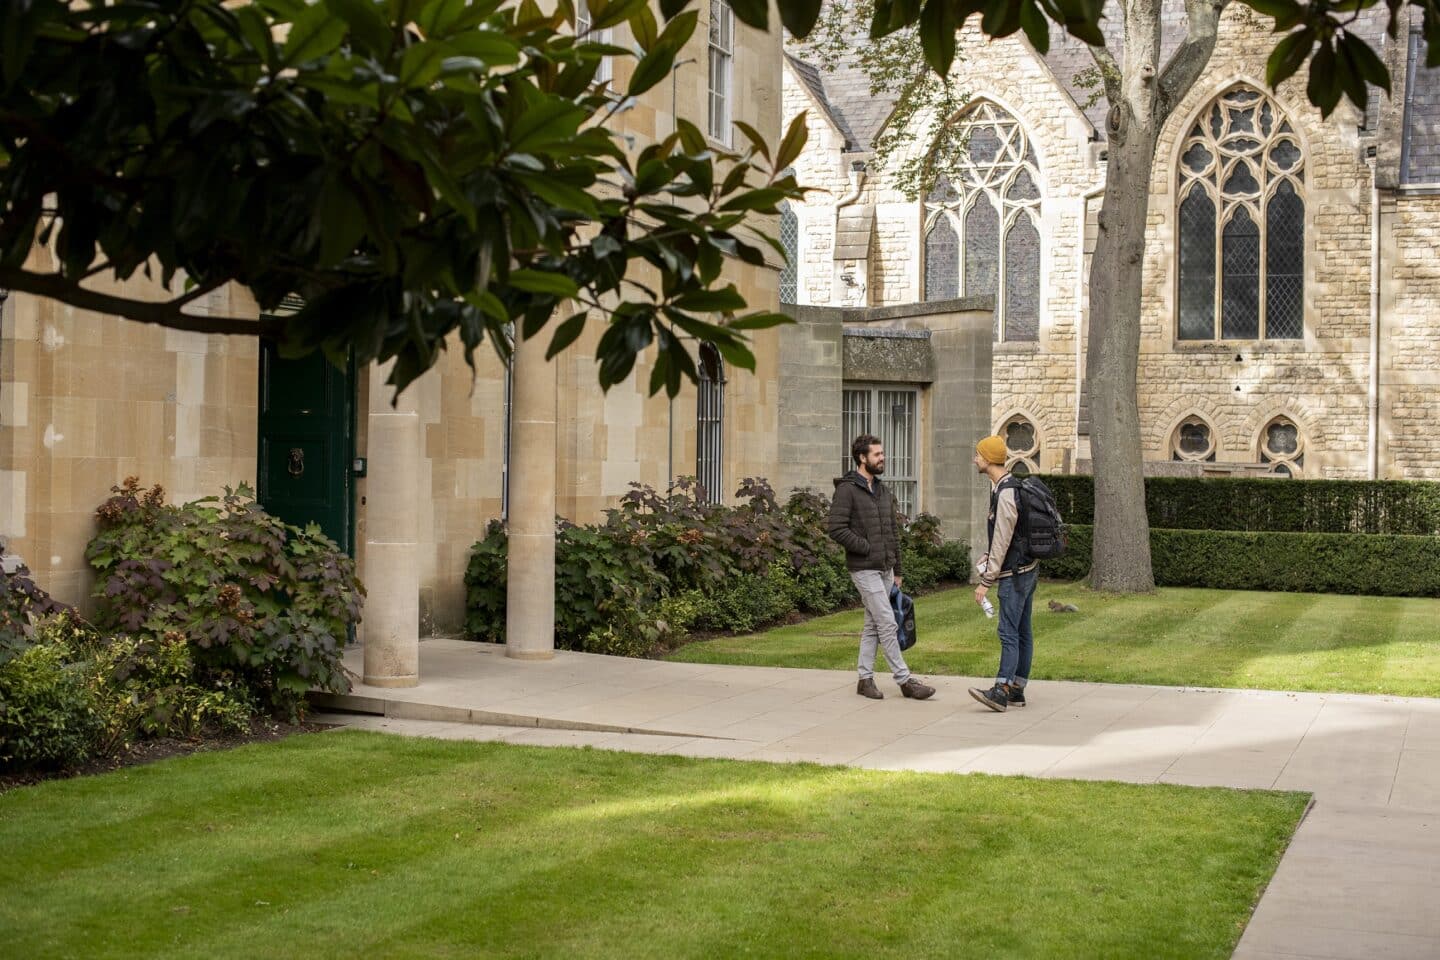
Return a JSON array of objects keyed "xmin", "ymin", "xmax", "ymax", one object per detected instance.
[
  {"xmin": 778, "ymin": 299, "xmax": 993, "ymax": 559},
  {"xmin": 0, "ymin": 245, "xmax": 259, "ymax": 607},
  {"xmin": 784, "ymin": 8, "xmax": 1440, "ymax": 480},
  {"xmin": 1380, "ymin": 193, "xmax": 1440, "ymax": 478}
]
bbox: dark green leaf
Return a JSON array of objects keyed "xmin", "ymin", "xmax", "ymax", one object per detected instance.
[
  {"xmin": 732, "ymin": 121, "xmax": 771, "ymax": 161},
  {"xmin": 774, "ymin": 112, "xmax": 811, "ymax": 173},
  {"xmin": 1019, "ymin": 0, "xmax": 1050, "ymax": 54},
  {"xmin": 729, "ymin": 0, "xmax": 769, "ymax": 32},
  {"xmin": 1307, "ymin": 40, "xmax": 1342, "ymax": 117},
  {"xmin": 675, "ymin": 286, "xmax": 747, "ymax": 312},
  {"xmin": 920, "ymin": 0, "xmax": 957, "ymax": 76},
  {"xmin": 1244, "ymin": 0, "xmax": 1304, "ymax": 25},
  {"xmin": 1265, "ymin": 28, "xmax": 1313, "ymax": 89},
  {"xmin": 509, "ymin": 269, "xmax": 580, "ymax": 297},
  {"xmin": 282, "ymin": 3, "xmax": 350, "ymax": 65},
  {"xmin": 546, "ymin": 311, "xmax": 589, "ymax": 359},
  {"xmin": 325, "ymin": 0, "xmax": 394, "ymax": 56},
  {"xmin": 1340, "ymin": 32, "xmax": 1391, "ymax": 95},
  {"xmin": 727, "ymin": 311, "xmax": 794, "ymax": 331},
  {"xmin": 719, "ymin": 187, "xmax": 789, "ymax": 212},
  {"xmin": 400, "ymin": 40, "xmax": 449, "ymax": 87},
  {"xmin": 778, "ymin": 0, "xmax": 824, "ymax": 38},
  {"xmin": 318, "ymin": 178, "xmax": 367, "ymax": 266}
]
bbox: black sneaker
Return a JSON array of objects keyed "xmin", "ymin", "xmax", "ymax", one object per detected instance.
[
  {"xmin": 1005, "ymin": 684, "xmax": 1027, "ymax": 707},
  {"xmin": 968, "ymin": 683, "xmax": 1009, "ymax": 713}
]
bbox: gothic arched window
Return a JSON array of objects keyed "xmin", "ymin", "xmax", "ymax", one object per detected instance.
[
  {"xmin": 922, "ymin": 102, "xmax": 1041, "ymax": 342},
  {"xmin": 1178, "ymin": 86, "xmax": 1305, "ymax": 341}
]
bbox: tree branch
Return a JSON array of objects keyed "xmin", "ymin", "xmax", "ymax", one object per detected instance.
[
  {"xmin": 171, "ymin": 276, "xmax": 228, "ymax": 308},
  {"xmin": 1088, "ymin": 43, "xmax": 1123, "ymax": 105},
  {"xmin": 0, "ymin": 267, "xmax": 280, "ymax": 337},
  {"xmin": 1157, "ymin": 0, "xmax": 1231, "ymax": 119}
]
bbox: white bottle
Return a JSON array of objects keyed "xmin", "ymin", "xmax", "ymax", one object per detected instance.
[{"xmin": 981, "ymin": 597, "xmax": 995, "ymax": 618}]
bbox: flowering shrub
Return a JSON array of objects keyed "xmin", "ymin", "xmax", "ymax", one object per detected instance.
[
  {"xmin": 465, "ymin": 478, "xmax": 967, "ymax": 657},
  {"xmin": 86, "ymin": 479, "xmax": 363, "ymax": 718}
]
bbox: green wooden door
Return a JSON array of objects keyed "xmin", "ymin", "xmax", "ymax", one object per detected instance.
[{"xmin": 257, "ymin": 341, "xmax": 355, "ymax": 554}]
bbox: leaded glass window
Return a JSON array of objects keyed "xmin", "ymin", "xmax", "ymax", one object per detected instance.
[
  {"xmin": 1004, "ymin": 217, "xmax": 1040, "ymax": 342},
  {"xmin": 924, "ymin": 208, "xmax": 959, "ymax": 300},
  {"xmin": 1177, "ymin": 85, "xmax": 1305, "ymax": 341},
  {"xmin": 1178, "ymin": 186, "xmax": 1216, "ymax": 340},
  {"xmin": 1170, "ymin": 416, "xmax": 1217, "ymax": 462},
  {"xmin": 1001, "ymin": 415, "xmax": 1040, "ymax": 475},
  {"xmin": 1258, "ymin": 416, "xmax": 1304, "ymax": 476},
  {"xmin": 922, "ymin": 101, "xmax": 1042, "ymax": 342},
  {"xmin": 779, "ymin": 202, "xmax": 799, "ymax": 304}
]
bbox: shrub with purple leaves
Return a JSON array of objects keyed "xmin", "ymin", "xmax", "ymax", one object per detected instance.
[
  {"xmin": 1, "ymin": 548, "xmax": 71, "ymax": 666},
  {"xmin": 85, "ymin": 479, "xmax": 362, "ymax": 718}
]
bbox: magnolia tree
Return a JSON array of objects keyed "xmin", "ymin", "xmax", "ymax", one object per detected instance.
[{"xmin": 0, "ymin": 0, "xmax": 811, "ymax": 396}]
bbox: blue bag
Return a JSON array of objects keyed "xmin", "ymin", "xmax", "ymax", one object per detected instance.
[{"xmin": 889, "ymin": 583, "xmax": 917, "ymax": 652}]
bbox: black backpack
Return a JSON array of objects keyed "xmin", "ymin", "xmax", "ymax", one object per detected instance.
[{"xmin": 1000, "ymin": 476, "xmax": 1068, "ymax": 561}]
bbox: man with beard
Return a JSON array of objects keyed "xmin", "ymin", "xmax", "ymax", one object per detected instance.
[{"xmin": 827, "ymin": 434, "xmax": 936, "ymax": 701}]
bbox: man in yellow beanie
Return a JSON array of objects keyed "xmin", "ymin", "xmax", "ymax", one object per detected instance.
[{"xmin": 968, "ymin": 436, "xmax": 1038, "ymax": 712}]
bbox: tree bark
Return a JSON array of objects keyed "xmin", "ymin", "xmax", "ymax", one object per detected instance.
[
  {"xmin": 1087, "ymin": 114, "xmax": 1159, "ymax": 592},
  {"xmin": 1085, "ymin": 0, "xmax": 1226, "ymax": 592}
]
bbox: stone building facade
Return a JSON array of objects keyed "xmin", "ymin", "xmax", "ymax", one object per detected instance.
[{"xmin": 783, "ymin": 4, "xmax": 1440, "ymax": 481}]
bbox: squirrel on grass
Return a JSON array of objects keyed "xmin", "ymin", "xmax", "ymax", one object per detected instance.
[{"xmin": 1048, "ymin": 600, "xmax": 1080, "ymax": 614}]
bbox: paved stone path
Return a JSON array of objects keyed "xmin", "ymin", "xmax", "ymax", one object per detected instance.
[{"xmin": 318, "ymin": 639, "xmax": 1440, "ymax": 959}]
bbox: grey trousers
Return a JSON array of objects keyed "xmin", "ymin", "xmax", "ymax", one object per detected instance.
[{"xmin": 851, "ymin": 569, "xmax": 911, "ymax": 684}]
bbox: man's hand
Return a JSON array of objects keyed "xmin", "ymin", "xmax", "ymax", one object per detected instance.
[
  {"xmin": 894, "ymin": 576, "xmax": 903, "ymax": 591},
  {"xmin": 974, "ymin": 584, "xmax": 989, "ymax": 607}
]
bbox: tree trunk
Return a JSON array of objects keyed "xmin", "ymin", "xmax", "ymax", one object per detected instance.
[
  {"xmin": 1087, "ymin": 117, "xmax": 1158, "ymax": 593},
  {"xmin": 1083, "ymin": 0, "xmax": 1226, "ymax": 593}
]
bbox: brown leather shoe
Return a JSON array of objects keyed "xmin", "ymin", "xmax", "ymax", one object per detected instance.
[
  {"xmin": 899, "ymin": 678, "xmax": 936, "ymax": 700},
  {"xmin": 857, "ymin": 678, "xmax": 884, "ymax": 699}
]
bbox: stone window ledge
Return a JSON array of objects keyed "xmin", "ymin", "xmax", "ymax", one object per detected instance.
[
  {"xmin": 994, "ymin": 341, "xmax": 1044, "ymax": 355},
  {"xmin": 1171, "ymin": 340, "xmax": 1309, "ymax": 354}
]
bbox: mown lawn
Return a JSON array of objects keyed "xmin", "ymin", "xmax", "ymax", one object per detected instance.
[
  {"xmin": 668, "ymin": 582, "xmax": 1440, "ymax": 697},
  {"xmin": 0, "ymin": 731, "xmax": 1307, "ymax": 959}
]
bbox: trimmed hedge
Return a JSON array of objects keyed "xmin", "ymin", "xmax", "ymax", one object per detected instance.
[
  {"xmin": 1040, "ymin": 475, "xmax": 1440, "ymax": 536},
  {"xmin": 1048, "ymin": 524, "xmax": 1440, "ymax": 597}
]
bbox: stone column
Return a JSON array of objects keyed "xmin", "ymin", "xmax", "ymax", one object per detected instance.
[
  {"xmin": 361, "ymin": 361, "xmax": 421, "ymax": 687},
  {"xmin": 506, "ymin": 331, "xmax": 556, "ymax": 660}
]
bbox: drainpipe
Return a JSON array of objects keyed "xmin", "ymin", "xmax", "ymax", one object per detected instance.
[
  {"xmin": 833, "ymin": 160, "xmax": 867, "ymax": 306},
  {"xmin": 1368, "ymin": 174, "xmax": 1381, "ymax": 480},
  {"xmin": 837, "ymin": 159, "xmax": 866, "ymax": 208},
  {"xmin": 1076, "ymin": 183, "xmax": 1105, "ymax": 466},
  {"xmin": 666, "ymin": 57, "xmax": 696, "ymax": 491}
]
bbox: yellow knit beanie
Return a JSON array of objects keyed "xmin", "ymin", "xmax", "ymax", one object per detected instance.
[{"xmin": 976, "ymin": 435, "xmax": 1008, "ymax": 465}]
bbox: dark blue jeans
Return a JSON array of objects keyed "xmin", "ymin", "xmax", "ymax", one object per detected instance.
[{"xmin": 996, "ymin": 567, "xmax": 1038, "ymax": 685}]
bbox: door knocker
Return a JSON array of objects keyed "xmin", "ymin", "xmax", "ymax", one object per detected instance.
[{"xmin": 287, "ymin": 447, "xmax": 305, "ymax": 478}]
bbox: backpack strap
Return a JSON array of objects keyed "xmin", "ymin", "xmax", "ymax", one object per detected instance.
[{"xmin": 997, "ymin": 475, "xmax": 1031, "ymax": 559}]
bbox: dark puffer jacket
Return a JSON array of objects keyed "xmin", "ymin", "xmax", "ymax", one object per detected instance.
[{"xmin": 826, "ymin": 471, "xmax": 902, "ymax": 575}]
